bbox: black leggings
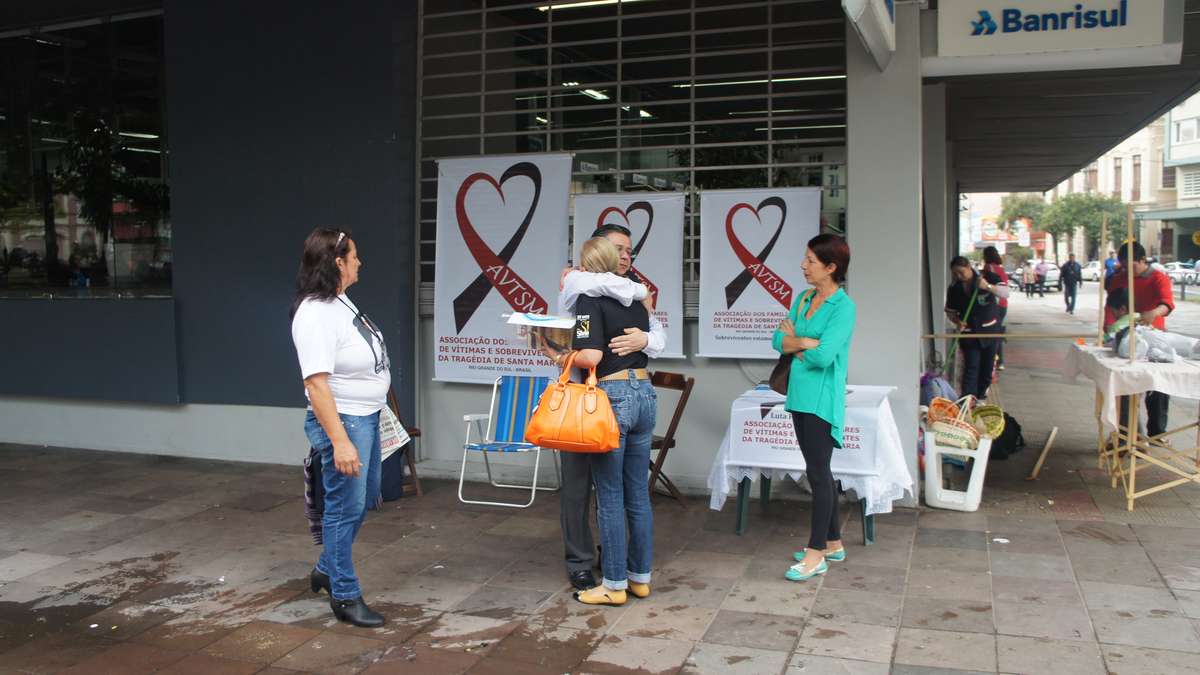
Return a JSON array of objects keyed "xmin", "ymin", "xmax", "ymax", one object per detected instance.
[{"xmin": 792, "ymin": 412, "xmax": 841, "ymax": 550}]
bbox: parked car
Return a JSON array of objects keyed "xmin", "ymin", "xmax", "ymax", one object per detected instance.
[
  {"xmin": 1163, "ymin": 261, "xmax": 1196, "ymax": 285},
  {"xmin": 1081, "ymin": 260, "xmax": 1102, "ymax": 282}
]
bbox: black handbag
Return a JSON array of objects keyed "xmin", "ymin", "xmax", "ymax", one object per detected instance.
[
  {"xmin": 768, "ymin": 353, "xmax": 791, "ymax": 395},
  {"xmin": 770, "ymin": 289, "xmax": 814, "ymax": 395}
]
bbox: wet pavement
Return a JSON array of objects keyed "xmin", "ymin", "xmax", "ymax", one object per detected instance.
[{"xmin": 4, "ymin": 285, "xmax": 1200, "ymax": 673}]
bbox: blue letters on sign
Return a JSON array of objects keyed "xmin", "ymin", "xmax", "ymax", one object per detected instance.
[{"xmin": 972, "ymin": 0, "xmax": 1127, "ymax": 36}]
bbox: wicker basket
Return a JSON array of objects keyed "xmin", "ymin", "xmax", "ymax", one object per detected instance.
[
  {"xmin": 972, "ymin": 404, "xmax": 1006, "ymax": 439},
  {"xmin": 932, "ymin": 399, "xmax": 980, "ymax": 450},
  {"xmin": 927, "ymin": 397, "xmax": 960, "ymax": 424}
]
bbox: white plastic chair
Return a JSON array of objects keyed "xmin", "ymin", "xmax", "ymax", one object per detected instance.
[{"xmin": 923, "ymin": 426, "xmax": 992, "ymax": 512}]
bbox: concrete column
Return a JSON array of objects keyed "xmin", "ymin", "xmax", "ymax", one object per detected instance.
[
  {"xmin": 846, "ymin": 2, "xmax": 923, "ymax": 506},
  {"xmin": 923, "ymin": 83, "xmax": 949, "ymax": 350}
]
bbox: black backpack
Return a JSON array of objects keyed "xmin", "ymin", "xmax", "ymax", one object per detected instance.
[{"xmin": 990, "ymin": 412, "xmax": 1026, "ymax": 460}]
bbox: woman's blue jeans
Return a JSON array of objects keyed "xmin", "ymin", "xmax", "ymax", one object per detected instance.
[
  {"xmin": 588, "ymin": 374, "xmax": 656, "ymax": 590},
  {"xmin": 304, "ymin": 410, "xmax": 382, "ymax": 601}
]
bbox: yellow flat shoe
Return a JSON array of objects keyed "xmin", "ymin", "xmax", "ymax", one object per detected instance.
[
  {"xmin": 574, "ymin": 586, "xmax": 627, "ymax": 606},
  {"xmin": 628, "ymin": 582, "xmax": 650, "ymax": 598}
]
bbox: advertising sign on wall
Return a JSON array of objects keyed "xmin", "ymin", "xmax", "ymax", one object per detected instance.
[
  {"xmin": 433, "ymin": 153, "xmax": 571, "ymax": 383},
  {"xmin": 698, "ymin": 187, "xmax": 821, "ymax": 359}
]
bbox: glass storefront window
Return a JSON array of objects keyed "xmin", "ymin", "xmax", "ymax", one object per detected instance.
[
  {"xmin": 0, "ymin": 15, "xmax": 170, "ymax": 297},
  {"xmin": 417, "ymin": 0, "xmax": 848, "ymax": 285}
]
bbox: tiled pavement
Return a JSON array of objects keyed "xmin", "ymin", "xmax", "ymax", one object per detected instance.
[
  {"xmin": 4, "ymin": 433, "xmax": 1200, "ymax": 675},
  {"xmin": 5, "ymin": 294, "xmax": 1200, "ymax": 673}
]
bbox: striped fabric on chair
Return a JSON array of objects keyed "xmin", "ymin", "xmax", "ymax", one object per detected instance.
[
  {"xmin": 465, "ymin": 376, "xmax": 550, "ymax": 452},
  {"xmin": 460, "ymin": 375, "xmax": 560, "ymax": 508}
]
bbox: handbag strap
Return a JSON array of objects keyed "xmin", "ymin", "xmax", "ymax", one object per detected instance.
[
  {"xmin": 955, "ymin": 395, "xmax": 975, "ymax": 422},
  {"xmin": 556, "ymin": 350, "xmax": 598, "ymax": 387}
]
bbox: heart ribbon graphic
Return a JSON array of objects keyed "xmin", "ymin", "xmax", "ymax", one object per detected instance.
[
  {"xmin": 452, "ymin": 162, "xmax": 549, "ymax": 333},
  {"xmin": 724, "ymin": 196, "xmax": 792, "ymax": 309},
  {"xmin": 596, "ymin": 201, "xmax": 657, "ymax": 305}
]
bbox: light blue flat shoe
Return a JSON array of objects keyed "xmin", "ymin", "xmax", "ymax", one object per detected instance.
[
  {"xmin": 784, "ymin": 559, "xmax": 828, "ymax": 582},
  {"xmin": 793, "ymin": 548, "xmax": 845, "ymax": 563}
]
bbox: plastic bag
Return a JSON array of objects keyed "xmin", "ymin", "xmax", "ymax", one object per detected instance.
[{"xmin": 1114, "ymin": 326, "xmax": 1200, "ymax": 363}]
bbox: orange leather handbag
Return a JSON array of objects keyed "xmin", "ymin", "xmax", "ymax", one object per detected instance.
[{"xmin": 525, "ymin": 352, "xmax": 621, "ymax": 453}]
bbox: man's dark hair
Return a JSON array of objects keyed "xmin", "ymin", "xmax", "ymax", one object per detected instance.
[
  {"xmin": 949, "ymin": 256, "xmax": 971, "ymax": 270},
  {"xmin": 1116, "ymin": 241, "xmax": 1147, "ymax": 263},
  {"xmin": 591, "ymin": 223, "xmax": 632, "ymax": 238},
  {"xmin": 982, "ymin": 246, "xmax": 1003, "ymax": 266},
  {"xmin": 1106, "ymin": 292, "xmax": 1129, "ymax": 312}
]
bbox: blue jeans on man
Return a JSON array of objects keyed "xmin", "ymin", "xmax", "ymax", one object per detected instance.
[
  {"xmin": 589, "ymin": 374, "xmax": 656, "ymax": 590},
  {"xmin": 304, "ymin": 410, "xmax": 382, "ymax": 601}
]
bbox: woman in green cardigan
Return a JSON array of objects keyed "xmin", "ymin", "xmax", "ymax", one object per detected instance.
[{"xmin": 771, "ymin": 234, "xmax": 856, "ymax": 582}]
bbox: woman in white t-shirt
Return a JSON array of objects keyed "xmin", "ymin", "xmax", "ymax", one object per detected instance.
[{"xmin": 290, "ymin": 227, "xmax": 390, "ymax": 628}]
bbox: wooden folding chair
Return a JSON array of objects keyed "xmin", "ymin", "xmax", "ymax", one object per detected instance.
[
  {"xmin": 648, "ymin": 370, "xmax": 695, "ymax": 508},
  {"xmin": 386, "ymin": 387, "xmax": 422, "ymax": 497}
]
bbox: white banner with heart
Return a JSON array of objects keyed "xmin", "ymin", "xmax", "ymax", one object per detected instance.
[
  {"xmin": 433, "ymin": 153, "xmax": 572, "ymax": 383},
  {"xmin": 572, "ymin": 193, "xmax": 685, "ymax": 359},
  {"xmin": 698, "ymin": 187, "xmax": 821, "ymax": 359}
]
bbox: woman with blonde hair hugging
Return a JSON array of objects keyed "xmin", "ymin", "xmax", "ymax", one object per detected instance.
[{"xmin": 557, "ymin": 237, "xmax": 657, "ymax": 605}]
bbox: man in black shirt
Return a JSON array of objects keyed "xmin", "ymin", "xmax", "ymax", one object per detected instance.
[
  {"xmin": 945, "ymin": 256, "xmax": 1008, "ymax": 400},
  {"xmin": 1061, "ymin": 253, "xmax": 1082, "ymax": 315}
]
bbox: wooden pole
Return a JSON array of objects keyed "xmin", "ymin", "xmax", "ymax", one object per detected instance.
[
  {"xmin": 1099, "ymin": 214, "xmax": 1108, "ymax": 346},
  {"xmin": 1026, "ymin": 426, "xmax": 1060, "ymax": 480},
  {"xmin": 1127, "ymin": 205, "xmax": 1136, "ymax": 364},
  {"xmin": 924, "ymin": 333, "xmax": 1093, "ymax": 340}
]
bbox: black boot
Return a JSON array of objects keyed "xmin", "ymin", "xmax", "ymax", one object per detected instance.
[
  {"xmin": 330, "ymin": 596, "xmax": 385, "ymax": 628},
  {"xmin": 310, "ymin": 568, "xmax": 331, "ymax": 595}
]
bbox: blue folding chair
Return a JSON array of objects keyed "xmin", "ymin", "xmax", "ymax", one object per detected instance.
[{"xmin": 459, "ymin": 375, "xmax": 561, "ymax": 508}]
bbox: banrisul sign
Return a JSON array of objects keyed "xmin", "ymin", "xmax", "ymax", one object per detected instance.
[
  {"xmin": 971, "ymin": 2, "xmax": 1128, "ymax": 37},
  {"xmin": 929, "ymin": 0, "xmax": 1179, "ymax": 76}
]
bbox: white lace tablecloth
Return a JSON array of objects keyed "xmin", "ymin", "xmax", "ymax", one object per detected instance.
[
  {"xmin": 707, "ymin": 385, "xmax": 913, "ymax": 516},
  {"xmin": 1064, "ymin": 343, "xmax": 1200, "ymax": 432}
]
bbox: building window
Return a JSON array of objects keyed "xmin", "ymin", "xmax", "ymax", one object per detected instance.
[
  {"xmin": 418, "ymin": 0, "xmax": 848, "ymax": 285},
  {"xmin": 1164, "ymin": 157, "xmax": 1177, "ymax": 189},
  {"xmin": 1181, "ymin": 168, "xmax": 1200, "ymax": 199},
  {"xmin": 1176, "ymin": 118, "xmax": 1198, "ymax": 143},
  {"xmin": 1113, "ymin": 157, "xmax": 1122, "ymax": 198},
  {"xmin": 0, "ymin": 14, "xmax": 169, "ymax": 297},
  {"xmin": 1131, "ymin": 155, "xmax": 1141, "ymax": 202},
  {"xmin": 1085, "ymin": 162, "xmax": 1098, "ymax": 192}
]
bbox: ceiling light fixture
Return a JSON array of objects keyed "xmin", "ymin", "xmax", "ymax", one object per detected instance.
[
  {"xmin": 537, "ymin": 0, "xmax": 649, "ymax": 12},
  {"xmin": 673, "ymin": 74, "xmax": 846, "ymax": 89},
  {"xmin": 119, "ymin": 131, "xmax": 159, "ymax": 139},
  {"xmin": 753, "ymin": 124, "xmax": 847, "ymax": 132},
  {"xmin": 580, "ymin": 89, "xmax": 609, "ymax": 100}
]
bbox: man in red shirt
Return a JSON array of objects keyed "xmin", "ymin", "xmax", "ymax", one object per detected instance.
[{"xmin": 1104, "ymin": 241, "xmax": 1174, "ymax": 436}]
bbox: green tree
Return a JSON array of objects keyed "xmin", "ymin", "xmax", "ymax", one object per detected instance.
[
  {"xmin": 1000, "ymin": 192, "xmax": 1046, "ymax": 228},
  {"xmin": 1042, "ymin": 193, "xmax": 1128, "ymax": 262},
  {"xmin": 1004, "ymin": 245, "xmax": 1034, "ymax": 268}
]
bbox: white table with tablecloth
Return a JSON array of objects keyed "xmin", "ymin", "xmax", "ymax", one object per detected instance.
[
  {"xmin": 1064, "ymin": 343, "xmax": 1200, "ymax": 510},
  {"xmin": 707, "ymin": 384, "xmax": 913, "ymax": 536}
]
